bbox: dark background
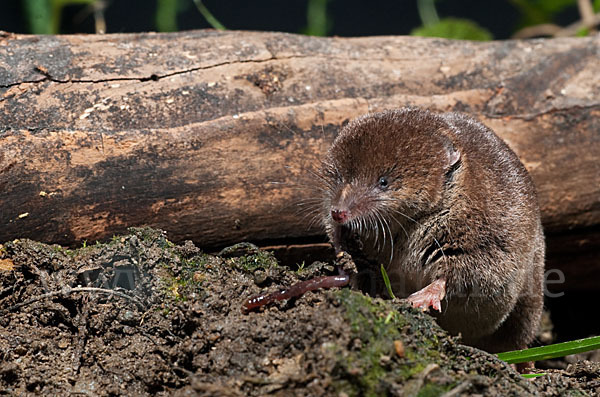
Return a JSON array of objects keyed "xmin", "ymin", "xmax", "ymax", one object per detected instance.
[{"xmin": 0, "ymin": 0, "xmax": 581, "ymax": 39}]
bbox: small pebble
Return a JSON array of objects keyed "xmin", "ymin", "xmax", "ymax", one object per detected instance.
[{"xmin": 394, "ymin": 340, "xmax": 405, "ymax": 357}]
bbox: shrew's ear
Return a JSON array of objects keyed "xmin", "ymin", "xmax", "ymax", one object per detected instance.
[
  {"xmin": 437, "ymin": 124, "xmax": 461, "ymax": 171},
  {"xmin": 446, "ymin": 146, "xmax": 461, "ymax": 169},
  {"xmin": 444, "ymin": 144, "xmax": 461, "ymax": 180}
]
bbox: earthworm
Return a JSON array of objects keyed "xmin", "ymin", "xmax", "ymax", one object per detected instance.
[{"xmin": 243, "ymin": 272, "xmax": 350, "ymax": 312}]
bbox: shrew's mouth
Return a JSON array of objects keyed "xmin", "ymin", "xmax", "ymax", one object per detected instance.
[{"xmin": 331, "ymin": 223, "xmax": 365, "ymax": 254}]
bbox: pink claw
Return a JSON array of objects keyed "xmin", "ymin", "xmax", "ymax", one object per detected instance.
[{"xmin": 407, "ymin": 278, "xmax": 446, "ymax": 312}]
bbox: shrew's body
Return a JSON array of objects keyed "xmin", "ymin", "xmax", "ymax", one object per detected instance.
[{"xmin": 320, "ymin": 108, "xmax": 544, "ymax": 352}]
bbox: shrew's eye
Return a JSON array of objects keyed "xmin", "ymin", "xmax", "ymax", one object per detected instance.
[{"xmin": 378, "ymin": 176, "xmax": 389, "ymax": 189}]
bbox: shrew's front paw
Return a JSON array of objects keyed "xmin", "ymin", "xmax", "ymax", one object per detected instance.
[{"xmin": 407, "ymin": 278, "xmax": 446, "ymax": 312}]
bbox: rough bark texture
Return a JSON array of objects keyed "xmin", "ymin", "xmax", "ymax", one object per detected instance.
[{"xmin": 0, "ymin": 30, "xmax": 598, "ymax": 289}]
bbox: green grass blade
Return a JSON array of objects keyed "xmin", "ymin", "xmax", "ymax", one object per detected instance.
[
  {"xmin": 521, "ymin": 373, "xmax": 547, "ymax": 378},
  {"xmin": 304, "ymin": 0, "xmax": 330, "ymax": 36},
  {"xmin": 192, "ymin": 0, "xmax": 226, "ymax": 30},
  {"xmin": 497, "ymin": 335, "xmax": 600, "ymax": 364},
  {"xmin": 380, "ymin": 264, "xmax": 396, "ymax": 299},
  {"xmin": 23, "ymin": 0, "xmax": 53, "ymax": 34},
  {"xmin": 156, "ymin": 0, "xmax": 178, "ymax": 32}
]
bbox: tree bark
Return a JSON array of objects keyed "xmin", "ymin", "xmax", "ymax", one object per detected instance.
[{"xmin": 0, "ymin": 30, "xmax": 598, "ymax": 289}]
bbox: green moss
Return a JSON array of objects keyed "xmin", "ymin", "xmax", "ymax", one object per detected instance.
[
  {"xmin": 54, "ymin": 245, "xmax": 76, "ymax": 257},
  {"xmin": 160, "ymin": 255, "xmax": 212, "ymax": 302},
  {"xmin": 417, "ymin": 382, "xmax": 450, "ymax": 397},
  {"xmin": 217, "ymin": 243, "xmax": 278, "ymax": 272},
  {"xmin": 411, "ymin": 17, "xmax": 492, "ymax": 41},
  {"xmin": 233, "ymin": 250, "xmax": 278, "ymax": 272},
  {"xmin": 565, "ymin": 390, "xmax": 589, "ymax": 397},
  {"xmin": 128, "ymin": 227, "xmax": 175, "ymax": 248},
  {"xmin": 157, "ymin": 240, "xmax": 277, "ymax": 307},
  {"xmin": 334, "ymin": 289, "xmax": 450, "ymax": 396}
]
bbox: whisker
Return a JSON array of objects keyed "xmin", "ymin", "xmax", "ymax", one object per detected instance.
[
  {"xmin": 295, "ymin": 208, "xmax": 322, "ymax": 220},
  {"xmin": 273, "ymin": 183, "xmax": 331, "ymax": 195},
  {"xmin": 374, "ymin": 209, "xmax": 386, "ymax": 252},
  {"xmin": 305, "ymin": 213, "xmax": 324, "ymax": 229},
  {"xmin": 371, "ymin": 213, "xmax": 380, "ymax": 248},
  {"xmin": 294, "ymin": 203, "xmax": 323, "ymax": 217},
  {"xmin": 295, "ymin": 198, "xmax": 325, "ymax": 207},
  {"xmin": 382, "ymin": 215, "xmax": 395, "ymax": 264},
  {"xmin": 387, "ymin": 212, "xmax": 410, "ymax": 242}
]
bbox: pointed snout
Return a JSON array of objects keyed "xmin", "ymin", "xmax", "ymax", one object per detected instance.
[{"xmin": 331, "ymin": 208, "xmax": 349, "ymax": 224}]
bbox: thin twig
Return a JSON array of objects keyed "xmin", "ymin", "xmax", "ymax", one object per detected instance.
[
  {"xmin": 93, "ymin": 0, "xmax": 107, "ymax": 34},
  {"xmin": 1, "ymin": 286, "xmax": 146, "ymax": 314},
  {"xmin": 512, "ymin": 24, "xmax": 562, "ymax": 39},
  {"xmin": 578, "ymin": 0, "xmax": 596, "ymax": 29},
  {"xmin": 556, "ymin": 11, "xmax": 600, "ymax": 36},
  {"xmin": 513, "ymin": 11, "xmax": 600, "ymax": 38}
]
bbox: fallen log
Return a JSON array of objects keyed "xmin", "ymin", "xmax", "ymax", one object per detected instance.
[{"xmin": 0, "ymin": 30, "xmax": 598, "ymax": 290}]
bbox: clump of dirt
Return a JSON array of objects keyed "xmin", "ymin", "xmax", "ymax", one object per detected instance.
[{"xmin": 0, "ymin": 228, "xmax": 597, "ymax": 396}]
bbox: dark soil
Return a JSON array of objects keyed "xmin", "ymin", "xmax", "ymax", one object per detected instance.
[{"xmin": 0, "ymin": 228, "xmax": 597, "ymax": 396}]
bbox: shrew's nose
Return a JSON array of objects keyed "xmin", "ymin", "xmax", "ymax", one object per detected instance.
[{"xmin": 331, "ymin": 209, "xmax": 348, "ymax": 224}]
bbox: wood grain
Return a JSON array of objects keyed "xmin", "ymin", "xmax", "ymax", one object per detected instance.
[{"xmin": 0, "ymin": 31, "xmax": 598, "ymax": 288}]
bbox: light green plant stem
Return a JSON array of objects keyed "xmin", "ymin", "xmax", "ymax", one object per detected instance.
[
  {"xmin": 417, "ymin": 0, "xmax": 439, "ymax": 27},
  {"xmin": 23, "ymin": 0, "xmax": 53, "ymax": 34},
  {"xmin": 156, "ymin": 0, "xmax": 178, "ymax": 32},
  {"xmin": 24, "ymin": 0, "xmax": 96, "ymax": 34},
  {"xmin": 497, "ymin": 335, "xmax": 600, "ymax": 364},
  {"xmin": 193, "ymin": 0, "xmax": 226, "ymax": 30},
  {"xmin": 305, "ymin": 0, "xmax": 329, "ymax": 36}
]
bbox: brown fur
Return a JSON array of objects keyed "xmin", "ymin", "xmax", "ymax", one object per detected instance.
[{"xmin": 319, "ymin": 108, "xmax": 545, "ymax": 352}]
